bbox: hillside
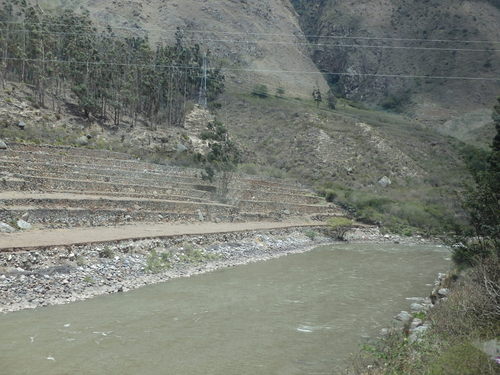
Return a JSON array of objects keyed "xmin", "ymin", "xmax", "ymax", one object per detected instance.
[
  {"xmin": 38, "ymin": 0, "xmax": 330, "ymax": 99},
  {"xmin": 291, "ymin": 0, "xmax": 500, "ymax": 137},
  {"xmin": 35, "ymin": 0, "xmax": 500, "ymax": 144},
  {"xmin": 0, "ymin": 0, "xmax": 490, "ymax": 234}
]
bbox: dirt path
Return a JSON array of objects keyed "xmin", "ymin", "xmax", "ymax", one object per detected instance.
[
  {"xmin": 0, "ymin": 221, "xmax": 327, "ymax": 251},
  {"xmin": 0, "ymin": 191, "xmax": 229, "ymax": 206}
]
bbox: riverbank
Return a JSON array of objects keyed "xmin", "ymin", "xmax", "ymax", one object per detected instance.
[
  {"xmin": 0, "ymin": 240, "xmax": 451, "ymax": 375},
  {"xmin": 0, "ymin": 226, "xmax": 338, "ymax": 313},
  {"xmin": 349, "ymin": 259, "xmax": 499, "ymax": 375},
  {"xmin": 0, "ymin": 224, "xmax": 443, "ymax": 314}
]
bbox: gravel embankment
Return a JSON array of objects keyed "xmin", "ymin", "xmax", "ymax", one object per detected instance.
[{"xmin": 0, "ymin": 227, "xmax": 334, "ymax": 313}]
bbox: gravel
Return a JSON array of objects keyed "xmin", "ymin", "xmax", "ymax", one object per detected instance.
[{"xmin": 0, "ymin": 227, "xmax": 334, "ymax": 313}]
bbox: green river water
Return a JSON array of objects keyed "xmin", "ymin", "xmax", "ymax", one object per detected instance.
[{"xmin": 0, "ymin": 243, "xmax": 450, "ymax": 375}]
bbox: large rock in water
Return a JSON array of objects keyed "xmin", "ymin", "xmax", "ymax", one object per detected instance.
[
  {"xmin": 0, "ymin": 222, "xmax": 15, "ymax": 233},
  {"xmin": 0, "ymin": 139, "xmax": 7, "ymax": 149},
  {"xmin": 394, "ymin": 310, "xmax": 412, "ymax": 323},
  {"xmin": 410, "ymin": 303, "xmax": 425, "ymax": 312}
]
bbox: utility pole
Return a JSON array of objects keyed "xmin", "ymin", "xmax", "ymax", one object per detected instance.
[{"xmin": 198, "ymin": 53, "xmax": 208, "ymax": 108}]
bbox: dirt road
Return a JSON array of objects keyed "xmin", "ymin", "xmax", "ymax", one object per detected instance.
[{"xmin": 0, "ymin": 221, "xmax": 327, "ymax": 251}]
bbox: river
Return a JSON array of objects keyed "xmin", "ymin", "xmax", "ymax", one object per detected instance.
[{"xmin": 0, "ymin": 243, "xmax": 450, "ymax": 374}]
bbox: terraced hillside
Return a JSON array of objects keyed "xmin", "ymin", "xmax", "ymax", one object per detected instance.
[{"xmin": 0, "ymin": 143, "xmax": 341, "ymax": 249}]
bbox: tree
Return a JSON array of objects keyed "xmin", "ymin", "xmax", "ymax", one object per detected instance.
[
  {"xmin": 327, "ymin": 89, "xmax": 337, "ymax": 109},
  {"xmin": 488, "ymin": 97, "xmax": 500, "ymax": 192},
  {"xmin": 198, "ymin": 120, "xmax": 241, "ymax": 201},
  {"xmin": 251, "ymin": 84, "xmax": 269, "ymax": 98},
  {"xmin": 312, "ymin": 88, "xmax": 322, "ymax": 107},
  {"xmin": 452, "ymin": 98, "xmax": 500, "ymax": 267},
  {"xmin": 275, "ymin": 87, "xmax": 285, "ymax": 98},
  {"xmin": 0, "ymin": 5, "xmax": 225, "ymax": 128}
]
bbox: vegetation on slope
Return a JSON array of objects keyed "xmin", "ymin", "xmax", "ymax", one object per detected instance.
[
  {"xmin": 217, "ymin": 91, "xmax": 472, "ymax": 235},
  {"xmin": 290, "ymin": 0, "xmax": 500, "ymax": 129},
  {"xmin": 0, "ymin": 0, "xmax": 224, "ymax": 127},
  {"xmin": 347, "ymin": 100, "xmax": 500, "ymax": 375}
]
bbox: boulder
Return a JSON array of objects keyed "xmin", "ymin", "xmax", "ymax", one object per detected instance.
[
  {"xmin": 75, "ymin": 136, "xmax": 89, "ymax": 146},
  {"xmin": 438, "ymin": 288, "xmax": 450, "ymax": 297},
  {"xmin": 0, "ymin": 222, "xmax": 15, "ymax": 233},
  {"xmin": 197, "ymin": 209, "xmax": 205, "ymax": 222},
  {"xmin": 410, "ymin": 303, "xmax": 425, "ymax": 312},
  {"xmin": 394, "ymin": 310, "xmax": 412, "ymax": 323},
  {"xmin": 176, "ymin": 143, "xmax": 188, "ymax": 153},
  {"xmin": 410, "ymin": 318, "xmax": 423, "ymax": 329},
  {"xmin": 409, "ymin": 324, "xmax": 429, "ymax": 343},
  {"xmin": 0, "ymin": 139, "xmax": 7, "ymax": 150},
  {"xmin": 17, "ymin": 121, "xmax": 26, "ymax": 129},
  {"xmin": 379, "ymin": 328, "xmax": 390, "ymax": 336},
  {"xmin": 16, "ymin": 219, "xmax": 32, "ymax": 230},
  {"xmin": 378, "ymin": 176, "xmax": 392, "ymax": 188}
]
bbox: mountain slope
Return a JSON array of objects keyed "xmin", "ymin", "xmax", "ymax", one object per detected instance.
[
  {"xmin": 291, "ymin": 0, "xmax": 500, "ymax": 129},
  {"xmin": 40, "ymin": 0, "xmax": 330, "ymax": 99}
]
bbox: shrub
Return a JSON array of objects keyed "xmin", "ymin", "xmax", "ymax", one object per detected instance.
[
  {"xmin": 178, "ymin": 249, "xmax": 219, "ymax": 264},
  {"xmin": 251, "ymin": 84, "xmax": 269, "ymax": 98},
  {"xmin": 327, "ymin": 217, "xmax": 353, "ymax": 228},
  {"xmin": 146, "ymin": 249, "xmax": 172, "ymax": 273},
  {"xmin": 75, "ymin": 255, "xmax": 86, "ymax": 267},
  {"xmin": 428, "ymin": 342, "xmax": 497, "ymax": 375},
  {"xmin": 238, "ymin": 163, "xmax": 259, "ymax": 175},
  {"xmin": 305, "ymin": 230, "xmax": 317, "ymax": 240},
  {"xmin": 321, "ymin": 188, "xmax": 337, "ymax": 202},
  {"xmin": 99, "ymin": 246, "xmax": 114, "ymax": 258},
  {"xmin": 327, "ymin": 89, "xmax": 337, "ymax": 109},
  {"xmin": 380, "ymin": 92, "xmax": 410, "ymax": 113}
]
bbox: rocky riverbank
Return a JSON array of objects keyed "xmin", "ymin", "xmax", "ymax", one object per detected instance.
[
  {"xmin": 342, "ymin": 226, "xmax": 438, "ymax": 245},
  {"xmin": 380, "ymin": 272, "xmax": 451, "ymax": 343},
  {"xmin": 0, "ymin": 226, "xmax": 335, "ymax": 313}
]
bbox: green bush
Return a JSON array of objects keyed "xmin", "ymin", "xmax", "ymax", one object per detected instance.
[
  {"xmin": 327, "ymin": 217, "xmax": 353, "ymax": 228},
  {"xmin": 178, "ymin": 249, "xmax": 219, "ymax": 264},
  {"xmin": 251, "ymin": 84, "xmax": 269, "ymax": 98},
  {"xmin": 321, "ymin": 188, "xmax": 337, "ymax": 202},
  {"xmin": 238, "ymin": 163, "xmax": 259, "ymax": 175},
  {"xmin": 146, "ymin": 250, "xmax": 172, "ymax": 273},
  {"xmin": 99, "ymin": 246, "xmax": 114, "ymax": 259},
  {"xmin": 305, "ymin": 230, "xmax": 317, "ymax": 240},
  {"xmin": 428, "ymin": 342, "xmax": 496, "ymax": 375},
  {"xmin": 275, "ymin": 87, "xmax": 285, "ymax": 97}
]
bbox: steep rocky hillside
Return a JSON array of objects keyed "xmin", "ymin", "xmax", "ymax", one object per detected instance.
[
  {"xmin": 38, "ymin": 0, "xmax": 329, "ymax": 99},
  {"xmin": 39, "ymin": 0, "xmax": 500, "ymax": 142},
  {"xmin": 291, "ymin": 0, "xmax": 500, "ymax": 130}
]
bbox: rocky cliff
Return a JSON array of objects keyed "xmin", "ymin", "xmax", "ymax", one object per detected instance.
[{"xmin": 291, "ymin": 0, "xmax": 500, "ymax": 129}]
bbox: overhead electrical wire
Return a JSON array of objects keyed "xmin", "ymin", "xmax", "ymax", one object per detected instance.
[
  {"xmin": 1, "ymin": 28, "xmax": 499, "ymax": 53},
  {"xmin": 2, "ymin": 56, "xmax": 499, "ymax": 81},
  {"xmin": 2, "ymin": 20, "xmax": 500, "ymax": 45}
]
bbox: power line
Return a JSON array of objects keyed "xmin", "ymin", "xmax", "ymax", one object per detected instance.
[
  {"xmin": 162, "ymin": 37, "xmax": 500, "ymax": 53},
  {"xmin": 2, "ymin": 19, "xmax": 500, "ymax": 45},
  {"xmin": 1, "ymin": 28, "xmax": 499, "ymax": 53},
  {"xmin": 3, "ymin": 56, "xmax": 499, "ymax": 81},
  {"xmin": 1, "ymin": 56, "xmax": 201, "ymax": 70}
]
